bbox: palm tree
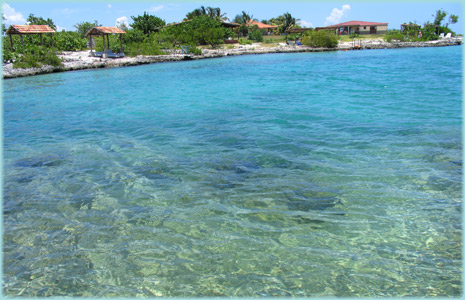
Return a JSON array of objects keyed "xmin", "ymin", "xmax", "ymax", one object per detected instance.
[
  {"xmin": 233, "ymin": 11, "xmax": 255, "ymax": 25},
  {"xmin": 185, "ymin": 6, "xmax": 228, "ymax": 21},
  {"xmin": 207, "ymin": 7, "xmax": 228, "ymax": 21},
  {"xmin": 277, "ymin": 12, "xmax": 298, "ymax": 34}
]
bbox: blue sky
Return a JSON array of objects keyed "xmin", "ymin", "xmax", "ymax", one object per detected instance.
[{"xmin": 2, "ymin": 1, "xmax": 463, "ymax": 34}]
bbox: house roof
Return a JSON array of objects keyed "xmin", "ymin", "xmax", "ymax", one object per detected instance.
[
  {"xmin": 324, "ymin": 21, "xmax": 388, "ymax": 28},
  {"xmin": 86, "ymin": 26, "xmax": 126, "ymax": 36},
  {"xmin": 247, "ymin": 20, "xmax": 277, "ymax": 29},
  {"xmin": 6, "ymin": 25, "xmax": 55, "ymax": 35},
  {"xmin": 220, "ymin": 20, "xmax": 240, "ymax": 28},
  {"xmin": 286, "ymin": 28, "xmax": 312, "ymax": 33}
]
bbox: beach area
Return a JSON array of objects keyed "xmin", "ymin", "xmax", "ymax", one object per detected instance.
[{"xmin": 3, "ymin": 36, "xmax": 462, "ymax": 79}]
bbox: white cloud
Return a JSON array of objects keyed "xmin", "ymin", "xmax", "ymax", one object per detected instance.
[
  {"xmin": 147, "ymin": 5, "xmax": 164, "ymax": 13},
  {"xmin": 56, "ymin": 25, "xmax": 66, "ymax": 32},
  {"xmin": 2, "ymin": 3, "xmax": 26, "ymax": 25},
  {"xmin": 298, "ymin": 20, "xmax": 313, "ymax": 28},
  {"xmin": 325, "ymin": 4, "xmax": 351, "ymax": 25},
  {"xmin": 108, "ymin": 4, "xmax": 112, "ymax": 9},
  {"xmin": 116, "ymin": 16, "xmax": 129, "ymax": 28}
]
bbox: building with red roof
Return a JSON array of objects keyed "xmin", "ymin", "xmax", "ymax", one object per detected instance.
[
  {"xmin": 247, "ymin": 20, "xmax": 277, "ymax": 30},
  {"xmin": 316, "ymin": 21, "xmax": 388, "ymax": 35},
  {"xmin": 247, "ymin": 20, "xmax": 277, "ymax": 34}
]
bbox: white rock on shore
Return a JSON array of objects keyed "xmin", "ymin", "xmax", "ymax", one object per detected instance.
[{"xmin": 3, "ymin": 37, "xmax": 462, "ymax": 79}]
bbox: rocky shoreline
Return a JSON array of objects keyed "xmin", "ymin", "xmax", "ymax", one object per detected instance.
[{"xmin": 3, "ymin": 37, "xmax": 462, "ymax": 79}]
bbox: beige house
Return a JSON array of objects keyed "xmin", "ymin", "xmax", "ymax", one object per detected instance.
[{"xmin": 316, "ymin": 21, "xmax": 388, "ymax": 35}]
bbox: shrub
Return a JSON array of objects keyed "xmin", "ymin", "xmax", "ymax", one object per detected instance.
[
  {"xmin": 54, "ymin": 31, "xmax": 87, "ymax": 51},
  {"xmin": 384, "ymin": 30, "xmax": 406, "ymax": 42},
  {"xmin": 131, "ymin": 12, "xmax": 166, "ymax": 36},
  {"xmin": 189, "ymin": 46, "xmax": 202, "ymax": 55},
  {"xmin": 302, "ymin": 30, "xmax": 338, "ymax": 48},
  {"xmin": 420, "ymin": 24, "xmax": 439, "ymax": 41},
  {"xmin": 248, "ymin": 25, "xmax": 264, "ymax": 42},
  {"xmin": 262, "ymin": 38, "xmax": 275, "ymax": 44},
  {"xmin": 238, "ymin": 38, "xmax": 252, "ymax": 45},
  {"xmin": 123, "ymin": 29, "xmax": 147, "ymax": 44},
  {"xmin": 13, "ymin": 46, "xmax": 63, "ymax": 69},
  {"xmin": 163, "ymin": 16, "xmax": 232, "ymax": 47}
]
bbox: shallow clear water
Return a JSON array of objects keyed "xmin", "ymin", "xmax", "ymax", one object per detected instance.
[{"xmin": 3, "ymin": 46, "xmax": 462, "ymax": 297}]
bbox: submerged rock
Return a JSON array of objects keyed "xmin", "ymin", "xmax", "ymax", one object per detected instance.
[
  {"xmin": 212, "ymin": 161, "xmax": 260, "ymax": 174},
  {"xmin": 285, "ymin": 189, "xmax": 341, "ymax": 212},
  {"xmin": 14, "ymin": 155, "xmax": 67, "ymax": 168}
]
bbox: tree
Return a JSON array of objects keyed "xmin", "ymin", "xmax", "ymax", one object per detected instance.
[
  {"xmin": 2, "ymin": 14, "xmax": 6, "ymax": 34},
  {"xmin": 449, "ymin": 14, "xmax": 459, "ymax": 24},
  {"xmin": 27, "ymin": 14, "xmax": 56, "ymax": 30},
  {"xmin": 427, "ymin": 10, "xmax": 459, "ymax": 36},
  {"xmin": 185, "ymin": 6, "xmax": 227, "ymax": 21},
  {"xmin": 117, "ymin": 22, "xmax": 130, "ymax": 32},
  {"xmin": 233, "ymin": 11, "xmax": 255, "ymax": 37},
  {"xmin": 247, "ymin": 25, "xmax": 263, "ymax": 42},
  {"xmin": 164, "ymin": 15, "xmax": 233, "ymax": 47},
  {"xmin": 446, "ymin": 14, "xmax": 459, "ymax": 28},
  {"xmin": 302, "ymin": 30, "xmax": 338, "ymax": 48},
  {"xmin": 74, "ymin": 20, "xmax": 101, "ymax": 38},
  {"xmin": 233, "ymin": 11, "xmax": 254, "ymax": 25},
  {"xmin": 185, "ymin": 6, "xmax": 207, "ymax": 20},
  {"xmin": 433, "ymin": 9, "xmax": 447, "ymax": 26},
  {"xmin": 274, "ymin": 12, "xmax": 298, "ymax": 34},
  {"xmin": 131, "ymin": 12, "xmax": 165, "ymax": 36}
]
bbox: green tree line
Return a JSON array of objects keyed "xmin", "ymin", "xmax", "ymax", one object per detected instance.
[
  {"xmin": 2, "ymin": 8, "xmax": 460, "ymax": 68},
  {"xmin": 385, "ymin": 9, "xmax": 459, "ymax": 42}
]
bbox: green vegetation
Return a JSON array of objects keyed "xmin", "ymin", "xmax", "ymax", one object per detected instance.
[
  {"xmin": 386, "ymin": 9, "xmax": 460, "ymax": 43},
  {"xmin": 238, "ymin": 38, "xmax": 252, "ymax": 45},
  {"xmin": 27, "ymin": 13, "xmax": 57, "ymax": 30},
  {"xmin": 131, "ymin": 12, "xmax": 165, "ymax": 36},
  {"xmin": 3, "ymin": 30, "xmax": 85, "ymax": 67},
  {"xmin": 163, "ymin": 15, "xmax": 233, "ymax": 48},
  {"xmin": 247, "ymin": 25, "xmax": 264, "ymax": 42},
  {"xmin": 302, "ymin": 30, "xmax": 338, "ymax": 48},
  {"xmin": 12, "ymin": 46, "xmax": 62, "ymax": 69},
  {"xmin": 233, "ymin": 11, "xmax": 254, "ymax": 37},
  {"xmin": 274, "ymin": 12, "xmax": 299, "ymax": 35},
  {"xmin": 2, "ymin": 7, "xmax": 461, "ymax": 67},
  {"xmin": 74, "ymin": 20, "xmax": 101, "ymax": 38},
  {"xmin": 185, "ymin": 6, "xmax": 227, "ymax": 21},
  {"xmin": 54, "ymin": 31, "xmax": 87, "ymax": 51},
  {"xmin": 384, "ymin": 30, "xmax": 406, "ymax": 42}
]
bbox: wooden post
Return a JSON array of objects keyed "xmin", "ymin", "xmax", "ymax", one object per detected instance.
[
  {"xmin": 120, "ymin": 34, "xmax": 123, "ymax": 53},
  {"xmin": 20, "ymin": 34, "xmax": 24, "ymax": 45},
  {"xmin": 50, "ymin": 34, "xmax": 53, "ymax": 47},
  {"xmin": 106, "ymin": 34, "xmax": 110, "ymax": 51},
  {"xmin": 9, "ymin": 34, "xmax": 13, "ymax": 51},
  {"xmin": 40, "ymin": 33, "xmax": 43, "ymax": 45},
  {"xmin": 89, "ymin": 36, "xmax": 93, "ymax": 56}
]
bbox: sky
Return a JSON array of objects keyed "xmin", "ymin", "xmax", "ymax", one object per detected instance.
[{"xmin": 2, "ymin": 1, "xmax": 463, "ymax": 34}]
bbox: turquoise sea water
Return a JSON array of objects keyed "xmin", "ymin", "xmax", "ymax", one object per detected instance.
[{"xmin": 3, "ymin": 46, "xmax": 462, "ymax": 297}]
